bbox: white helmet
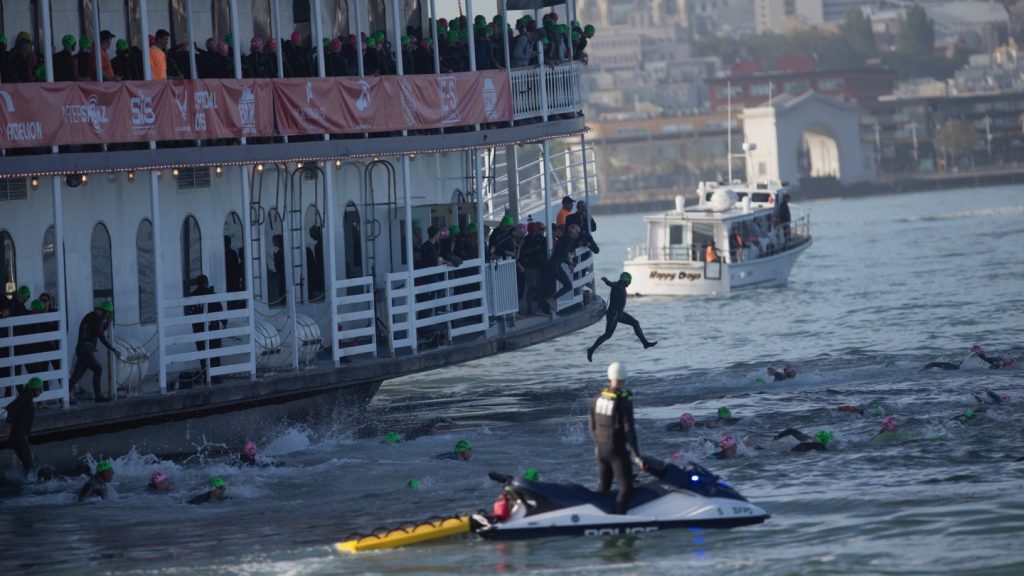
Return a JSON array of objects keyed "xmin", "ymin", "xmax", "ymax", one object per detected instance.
[{"xmin": 607, "ymin": 361, "xmax": 627, "ymax": 381}]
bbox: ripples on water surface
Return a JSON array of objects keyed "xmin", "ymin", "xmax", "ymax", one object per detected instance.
[{"xmin": 2, "ymin": 186, "xmax": 1023, "ymax": 575}]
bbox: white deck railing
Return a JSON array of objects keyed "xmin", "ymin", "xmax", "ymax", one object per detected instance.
[
  {"xmin": 331, "ymin": 276, "xmax": 377, "ymax": 362},
  {"xmin": 160, "ymin": 292, "xmax": 255, "ymax": 390},
  {"xmin": 510, "ymin": 62, "xmax": 582, "ymax": 121},
  {"xmin": 556, "ymin": 247, "xmax": 596, "ymax": 313},
  {"xmin": 384, "ymin": 259, "xmax": 489, "ymax": 354},
  {"xmin": 485, "ymin": 144, "xmax": 599, "ymax": 224},
  {"xmin": 486, "ymin": 257, "xmax": 520, "ymax": 318},
  {"xmin": 0, "ymin": 311, "xmax": 67, "ymax": 407}
]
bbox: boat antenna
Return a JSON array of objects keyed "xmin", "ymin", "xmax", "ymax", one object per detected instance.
[{"xmin": 727, "ymin": 80, "xmax": 733, "ymax": 183}]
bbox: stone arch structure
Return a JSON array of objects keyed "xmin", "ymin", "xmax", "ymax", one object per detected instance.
[{"xmin": 742, "ymin": 91, "xmax": 874, "ymax": 188}]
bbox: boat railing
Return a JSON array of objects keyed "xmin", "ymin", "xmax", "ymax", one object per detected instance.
[
  {"xmin": 556, "ymin": 247, "xmax": 596, "ymax": 312},
  {"xmin": 628, "ymin": 243, "xmax": 693, "ymax": 262},
  {"xmin": 331, "ymin": 276, "xmax": 377, "ymax": 363},
  {"xmin": 0, "ymin": 311, "xmax": 68, "ymax": 407},
  {"xmin": 510, "ymin": 62, "xmax": 582, "ymax": 121},
  {"xmin": 384, "ymin": 259, "xmax": 489, "ymax": 355},
  {"xmin": 159, "ymin": 292, "xmax": 255, "ymax": 392},
  {"xmin": 485, "ymin": 258, "xmax": 520, "ymax": 318},
  {"xmin": 484, "ymin": 142, "xmax": 598, "ymax": 224}
]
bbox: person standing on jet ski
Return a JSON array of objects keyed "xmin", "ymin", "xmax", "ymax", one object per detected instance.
[
  {"xmin": 586, "ymin": 273, "xmax": 657, "ymax": 363},
  {"xmin": 588, "ymin": 361, "xmax": 643, "ymax": 515}
]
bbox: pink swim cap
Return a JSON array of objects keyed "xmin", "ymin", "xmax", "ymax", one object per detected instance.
[
  {"xmin": 243, "ymin": 440, "xmax": 257, "ymax": 457},
  {"xmin": 1001, "ymin": 394, "xmax": 1012, "ymax": 402},
  {"xmin": 679, "ymin": 412, "xmax": 695, "ymax": 430},
  {"xmin": 1002, "ymin": 358, "xmax": 1018, "ymax": 369},
  {"xmin": 719, "ymin": 435, "xmax": 737, "ymax": 450},
  {"xmin": 970, "ymin": 344, "xmax": 983, "ymax": 354},
  {"xmin": 881, "ymin": 416, "xmax": 898, "ymax": 432},
  {"xmin": 150, "ymin": 470, "xmax": 168, "ymax": 485}
]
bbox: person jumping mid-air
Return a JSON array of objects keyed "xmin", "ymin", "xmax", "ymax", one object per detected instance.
[{"xmin": 587, "ymin": 273, "xmax": 656, "ymax": 362}]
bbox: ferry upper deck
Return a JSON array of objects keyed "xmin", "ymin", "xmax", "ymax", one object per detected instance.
[{"xmin": 0, "ymin": 0, "xmax": 602, "ymax": 434}]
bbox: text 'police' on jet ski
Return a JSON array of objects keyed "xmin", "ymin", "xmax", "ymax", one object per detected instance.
[{"xmin": 471, "ymin": 456, "xmax": 769, "ymax": 540}]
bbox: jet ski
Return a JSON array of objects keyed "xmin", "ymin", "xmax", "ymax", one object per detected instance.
[{"xmin": 471, "ymin": 457, "xmax": 768, "ymax": 539}]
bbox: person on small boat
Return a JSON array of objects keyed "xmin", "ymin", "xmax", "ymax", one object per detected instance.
[
  {"xmin": 766, "ymin": 364, "xmax": 797, "ymax": 382},
  {"xmin": 664, "ymin": 412, "xmax": 695, "ymax": 432},
  {"xmin": 188, "ymin": 477, "xmax": 226, "ymax": 505},
  {"xmin": 589, "ymin": 362, "xmax": 643, "ymax": 514},
  {"xmin": 921, "ymin": 345, "xmax": 1018, "ymax": 371},
  {"xmin": 586, "ymin": 272, "xmax": 657, "ymax": 362},
  {"xmin": 435, "ymin": 439, "xmax": 473, "ymax": 461},
  {"xmin": 78, "ymin": 459, "xmax": 115, "ymax": 501},
  {"xmin": 1, "ymin": 377, "xmax": 43, "ymax": 476},
  {"xmin": 773, "ymin": 428, "xmax": 833, "ymax": 452},
  {"xmin": 148, "ymin": 470, "xmax": 171, "ymax": 492}
]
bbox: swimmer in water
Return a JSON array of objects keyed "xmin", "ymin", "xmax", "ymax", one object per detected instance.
[
  {"xmin": 234, "ymin": 440, "xmax": 283, "ymax": 467},
  {"xmin": 871, "ymin": 416, "xmax": 903, "ymax": 443},
  {"xmin": 434, "ymin": 439, "xmax": 473, "ymax": 461},
  {"xmin": 766, "ymin": 364, "xmax": 797, "ymax": 382},
  {"xmin": 693, "ymin": 407, "xmax": 741, "ymax": 428},
  {"xmin": 921, "ymin": 345, "xmax": 1019, "ymax": 371},
  {"xmin": 664, "ymin": 412, "xmax": 695, "ymax": 432},
  {"xmin": 78, "ymin": 459, "xmax": 115, "ymax": 501},
  {"xmin": 773, "ymin": 428, "xmax": 834, "ymax": 452},
  {"xmin": 188, "ymin": 477, "xmax": 226, "ymax": 505},
  {"xmin": 951, "ymin": 409, "xmax": 983, "ymax": 424},
  {"xmin": 710, "ymin": 435, "xmax": 738, "ymax": 459},
  {"xmin": 148, "ymin": 470, "xmax": 171, "ymax": 492},
  {"xmin": 586, "ymin": 273, "xmax": 657, "ymax": 362},
  {"xmin": 974, "ymin": 390, "xmax": 1011, "ymax": 406}
]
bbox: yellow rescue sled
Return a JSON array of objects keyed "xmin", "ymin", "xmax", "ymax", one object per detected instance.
[{"xmin": 334, "ymin": 515, "xmax": 472, "ymax": 553}]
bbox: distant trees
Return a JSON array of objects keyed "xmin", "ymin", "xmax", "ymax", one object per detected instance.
[
  {"xmin": 839, "ymin": 8, "xmax": 877, "ymax": 57},
  {"xmin": 897, "ymin": 4, "xmax": 935, "ymax": 55},
  {"xmin": 934, "ymin": 118, "xmax": 979, "ymax": 170},
  {"xmin": 884, "ymin": 4, "xmax": 965, "ymax": 81}
]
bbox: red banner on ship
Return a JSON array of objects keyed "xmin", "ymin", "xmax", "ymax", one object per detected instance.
[{"xmin": 0, "ymin": 72, "xmax": 511, "ymax": 148}]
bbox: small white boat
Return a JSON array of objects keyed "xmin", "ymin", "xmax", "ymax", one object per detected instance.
[{"xmin": 623, "ymin": 182, "xmax": 811, "ymax": 297}]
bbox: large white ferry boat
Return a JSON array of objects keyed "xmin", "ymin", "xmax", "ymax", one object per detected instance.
[
  {"xmin": 0, "ymin": 1, "xmax": 603, "ymax": 470},
  {"xmin": 623, "ymin": 182, "xmax": 811, "ymax": 297}
]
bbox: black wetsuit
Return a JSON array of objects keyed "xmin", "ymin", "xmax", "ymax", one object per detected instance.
[
  {"xmin": 68, "ymin": 312, "xmax": 115, "ymax": 399},
  {"xmin": 923, "ymin": 352, "xmax": 1007, "ymax": 371},
  {"xmin": 187, "ymin": 490, "xmax": 221, "ymax": 505},
  {"xmin": 1, "ymin": 388, "xmax": 36, "ymax": 473},
  {"xmin": 77, "ymin": 475, "xmax": 109, "ymax": 501},
  {"xmin": 588, "ymin": 387, "xmax": 639, "ymax": 515},
  {"xmin": 588, "ymin": 279, "xmax": 654, "ymax": 359},
  {"xmin": 774, "ymin": 428, "xmax": 828, "ymax": 452},
  {"xmin": 767, "ymin": 367, "xmax": 795, "ymax": 381},
  {"xmin": 234, "ymin": 453, "xmax": 283, "ymax": 467},
  {"xmin": 541, "ymin": 235, "xmax": 575, "ymax": 312}
]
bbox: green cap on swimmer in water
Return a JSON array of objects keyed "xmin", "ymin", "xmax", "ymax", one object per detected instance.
[
  {"xmin": 717, "ymin": 407, "xmax": 732, "ymax": 419},
  {"xmin": 385, "ymin": 432, "xmax": 401, "ymax": 444},
  {"xmin": 963, "ymin": 409, "xmax": 977, "ymax": 421},
  {"xmin": 455, "ymin": 439, "xmax": 472, "ymax": 453},
  {"xmin": 95, "ymin": 459, "xmax": 114, "ymax": 474},
  {"xmin": 814, "ymin": 430, "xmax": 834, "ymax": 446},
  {"xmin": 523, "ymin": 467, "xmax": 539, "ymax": 481},
  {"xmin": 867, "ymin": 406, "xmax": 883, "ymax": 417},
  {"xmin": 407, "ymin": 478, "xmax": 420, "ymax": 489},
  {"xmin": 210, "ymin": 477, "xmax": 225, "ymax": 490}
]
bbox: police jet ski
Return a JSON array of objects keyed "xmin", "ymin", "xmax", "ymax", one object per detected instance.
[{"xmin": 471, "ymin": 457, "xmax": 768, "ymax": 539}]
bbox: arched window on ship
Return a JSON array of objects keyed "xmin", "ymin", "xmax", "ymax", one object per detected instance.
[
  {"xmin": 223, "ymin": 212, "xmax": 245, "ymax": 310},
  {"xmin": 1, "ymin": 230, "xmax": 16, "ymax": 300},
  {"xmin": 265, "ymin": 209, "xmax": 285, "ymax": 306},
  {"xmin": 181, "ymin": 215, "xmax": 203, "ymax": 296},
  {"xmin": 304, "ymin": 205, "xmax": 325, "ymax": 302},
  {"xmin": 91, "ymin": 223, "xmax": 113, "ymax": 311},
  {"xmin": 344, "ymin": 202, "xmax": 362, "ymax": 280},
  {"xmin": 137, "ymin": 219, "xmax": 156, "ymax": 324},
  {"xmin": 42, "ymin": 226, "xmax": 57, "ymax": 302}
]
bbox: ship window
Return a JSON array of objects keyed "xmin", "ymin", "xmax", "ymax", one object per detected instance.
[
  {"xmin": 91, "ymin": 223, "xmax": 113, "ymax": 310},
  {"xmin": 181, "ymin": 215, "xmax": 203, "ymax": 296},
  {"xmin": 176, "ymin": 167, "xmax": 211, "ymax": 190},
  {"xmin": 344, "ymin": 202, "xmax": 363, "ymax": 279},
  {"xmin": 669, "ymin": 225, "xmax": 684, "ymax": 245},
  {"xmin": 293, "ymin": 0, "xmax": 310, "ymax": 24},
  {"xmin": 253, "ymin": 0, "xmax": 271, "ymax": 39},
  {"xmin": 692, "ymin": 222, "xmax": 716, "ymax": 262},
  {"xmin": 266, "ymin": 209, "xmax": 285, "ymax": 306},
  {"xmin": 1, "ymin": 231, "xmax": 15, "ymax": 298},
  {"xmin": 223, "ymin": 212, "xmax": 245, "ymax": 295},
  {"xmin": 43, "ymin": 226, "xmax": 57, "ymax": 304},
  {"xmin": 137, "ymin": 219, "xmax": 156, "ymax": 324},
  {"xmin": 0, "ymin": 178, "xmax": 28, "ymax": 202},
  {"xmin": 212, "ymin": 0, "xmax": 230, "ymax": 46},
  {"xmin": 304, "ymin": 206, "xmax": 325, "ymax": 302}
]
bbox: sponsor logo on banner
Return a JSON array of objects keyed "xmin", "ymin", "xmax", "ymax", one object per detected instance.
[
  {"xmin": 174, "ymin": 89, "xmax": 189, "ymax": 122},
  {"xmin": 399, "ymin": 81, "xmax": 416, "ymax": 126},
  {"xmin": 482, "ymin": 78, "xmax": 498, "ymax": 120},
  {"xmin": 130, "ymin": 90, "xmax": 157, "ymax": 135},
  {"xmin": 193, "ymin": 89, "xmax": 219, "ymax": 132},
  {"xmin": 1, "ymin": 90, "xmax": 44, "ymax": 143},
  {"xmin": 239, "ymin": 86, "xmax": 257, "ymax": 133},
  {"xmin": 62, "ymin": 95, "xmax": 110, "ymax": 134},
  {"xmin": 356, "ymin": 81, "xmax": 372, "ymax": 112},
  {"xmin": 299, "ymin": 81, "xmax": 325, "ymax": 122},
  {"xmin": 438, "ymin": 77, "xmax": 459, "ymax": 123}
]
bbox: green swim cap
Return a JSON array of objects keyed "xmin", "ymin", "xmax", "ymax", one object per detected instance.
[
  {"xmin": 62, "ymin": 35, "xmax": 77, "ymax": 49},
  {"xmin": 28, "ymin": 377, "xmax": 44, "ymax": 390},
  {"xmin": 99, "ymin": 301, "xmax": 114, "ymax": 313},
  {"xmin": 30, "ymin": 299, "xmax": 44, "ymax": 312},
  {"xmin": 620, "ymin": 272, "xmax": 632, "ymax": 283},
  {"xmin": 455, "ymin": 439, "xmax": 472, "ymax": 453},
  {"xmin": 501, "ymin": 216, "xmax": 513, "ymax": 226},
  {"xmin": 449, "ymin": 225, "xmax": 461, "ymax": 236},
  {"xmin": 407, "ymin": 478, "xmax": 420, "ymax": 489},
  {"xmin": 210, "ymin": 477, "xmax": 225, "ymax": 489},
  {"xmin": 116, "ymin": 39, "xmax": 128, "ymax": 51},
  {"xmin": 717, "ymin": 407, "xmax": 732, "ymax": 419},
  {"xmin": 224, "ymin": 34, "xmax": 233, "ymax": 45},
  {"xmin": 523, "ymin": 467, "xmax": 539, "ymax": 481},
  {"xmin": 95, "ymin": 459, "xmax": 114, "ymax": 474},
  {"xmin": 814, "ymin": 430, "xmax": 834, "ymax": 446},
  {"xmin": 963, "ymin": 409, "xmax": 977, "ymax": 421},
  {"xmin": 80, "ymin": 36, "xmax": 92, "ymax": 49},
  {"xmin": 16, "ymin": 285, "xmax": 30, "ymax": 299},
  {"xmin": 412, "ymin": 219, "xmax": 421, "ymax": 229},
  {"xmin": 756, "ymin": 376, "xmax": 767, "ymax": 384},
  {"xmin": 385, "ymin": 431, "xmax": 401, "ymax": 444},
  {"xmin": 867, "ymin": 406, "xmax": 883, "ymax": 417},
  {"xmin": 467, "ymin": 223, "xmax": 478, "ymax": 233}
]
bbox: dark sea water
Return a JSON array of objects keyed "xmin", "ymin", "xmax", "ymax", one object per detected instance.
[{"xmin": 2, "ymin": 185, "xmax": 1023, "ymax": 575}]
